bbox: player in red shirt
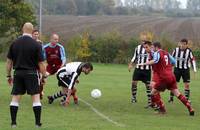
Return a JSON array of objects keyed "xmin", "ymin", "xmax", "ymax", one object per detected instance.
[
  {"xmin": 43, "ymin": 34, "xmax": 66, "ymax": 76},
  {"xmin": 138, "ymin": 41, "xmax": 194, "ymax": 116}
]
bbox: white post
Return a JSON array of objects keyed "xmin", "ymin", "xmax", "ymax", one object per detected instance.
[{"xmin": 39, "ymin": 0, "xmax": 42, "ymax": 34}]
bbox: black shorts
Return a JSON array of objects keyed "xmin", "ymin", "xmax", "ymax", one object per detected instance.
[
  {"xmin": 132, "ymin": 68, "xmax": 151, "ymax": 84},
  {"xmin": 174, "ymin": 68, "xmax": 190, "ymax": 83},
  {"xmin": 56, "ymin": 73, "xmax": 71, "ymax": 88},
  {"xmin": 11, "ymin": 70, "xmax": 40, "ymax": 95}
]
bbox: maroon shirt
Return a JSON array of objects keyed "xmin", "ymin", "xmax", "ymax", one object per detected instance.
[{"xmin": 43, "ymin": 43, "xmax": 66, "ymax": 74}]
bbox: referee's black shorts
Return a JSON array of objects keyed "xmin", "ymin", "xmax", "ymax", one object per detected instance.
[
  {"xmin": 132, "ymin": 68, "xmax": 151, "ymax": 84},
  {"xmin": 174, "ymin": 68, "xmax": 190, "ymax": 83},
  {"xmin": 11, "ymin": 70, "xmax": 40, "ymax": 95}
]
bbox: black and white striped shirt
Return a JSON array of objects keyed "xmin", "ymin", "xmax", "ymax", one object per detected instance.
[
  {"xmin": 57, "ymin": 62, "xmax": 83, "ymax": 89},
  {"xmin": 131, "ymin": 44, "xmax": 151, "ymax": 70},
  {"xmin": 172, "ymin": 47, "xmax": 197, "ymax": 71}
]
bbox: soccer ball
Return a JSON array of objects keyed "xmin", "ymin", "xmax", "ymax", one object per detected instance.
[{"xmin": 91, "ymin": 89, "xmax": 101, "ymax": 99}]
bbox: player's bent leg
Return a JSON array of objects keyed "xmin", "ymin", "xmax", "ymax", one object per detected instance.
[
  {"xmin": 184, "ymin": 82, "xmax": 190, "ymax": 101},
  {"xmin": 72, "ymin": 88, "xmax": 78, "ymax": 104},
  {"xmin": 172, "ymin": 89, "xmax": 194, "ymax": 116},
  {"xmin": 144, "ymin": 82, "xmax": 152, "ymax": 108},
  {"xmin": 32, "ymin": 94, "xmax": 42, "ymax": 127},
  {"xmin": 168, "ymin": 92, "xmax": 174, "ymax": 103},
  {"xmin": 48, "ymin": 90, "xmax": 65, "ymax": 104},
  {"xmin": 10, "ymin": 95, "xmax": 21, "ymax": 128},
  {"xmin": 131, "ymin": 81, "xmax": 138, "ymax": 103},
  {"xmin": 60, "ymin": 87, "xmax": 68, "ymax": 105},
  {"xmin": 151, "ymin": 89, "xmax": 166, "ymax": 114}
]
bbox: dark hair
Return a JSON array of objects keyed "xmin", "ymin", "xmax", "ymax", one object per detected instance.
[
  {"xmin": 153, "ymin": 41, "xmax": 161, "ymax": 48},
  {"xmin": 143, "ymin": 41, "xmax": 152, "ymax": 46},
  {"xmin": 180, "ymin": 38, "xmax": 188, "ymax": 44},
  {"xmin": 83, "ymin": 62, "xmax": 93, "ymax": 70},
  {"xmin": 32, "ymin": 29, "xmax": 39, "ymax": 33}
]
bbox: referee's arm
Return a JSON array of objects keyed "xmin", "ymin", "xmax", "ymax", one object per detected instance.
[
  {"xmin": 6, "ymin": 43, "xmax": 14, "ymax": 85},
  {"xmin": 6, "ymin": 58, "xmax": 13, "ymax": 86}
]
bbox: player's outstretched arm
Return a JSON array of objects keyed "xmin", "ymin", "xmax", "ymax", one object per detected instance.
[{"xmin": 137, "ymin": 60, "xmax": 155, "ymax": 66}]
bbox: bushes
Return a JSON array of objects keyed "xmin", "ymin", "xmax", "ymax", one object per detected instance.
[
  {"xmin": 65, "ymin": 31, "xmax": 180, "ymax": 64},
  {"xmin": 65, "ymin": 31, "xmax": 139, "ymax": 64},
  {"xmin": 193, "ymin": 50, "xmax": 200, "ymax": 68}
]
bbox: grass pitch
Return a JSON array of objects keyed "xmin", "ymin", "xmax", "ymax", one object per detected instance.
[{"xmin": 0, "ymin": 62, "xmax": 199, "ymax": 130}]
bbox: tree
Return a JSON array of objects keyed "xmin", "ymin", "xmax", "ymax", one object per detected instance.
[
  {"xmin": 164, "ymin": 0, "xmax": 181, "ymax": 10},
  {"xmin": 0, "ymin": 0, "xmax": 36, "ymax": 58},
  {"xmin": 0, "ymin": 0, "xmax": 36, "ymax": 37},
  {"xmin": 86, "ymin": 0, "xmax": 101, "ymax": 15},
  {"xmin": 187, "ymin": 0, "xmax": 200, "ymax": 11},
  {"xmin": 76, "ymin": 32, "xmax": 92, "ymax": 61}
]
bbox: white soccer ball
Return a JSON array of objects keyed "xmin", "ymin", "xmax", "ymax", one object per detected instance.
[{"xmin": 91, "ymin": 89, "xmax": 101, "ymax": 99}]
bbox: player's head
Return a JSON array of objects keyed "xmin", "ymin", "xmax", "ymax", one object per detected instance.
[
  {"xmin": 180, "ymin": 38, "xmax": 188, "ymax": 50},
  {"xmin": 82, "ymin": 62, "xmax": 93, "ymax": 75},
  {"xmin": 143, "ymin": 41, "xmax": 152, "ymax": 53},
  {"xmin": 50, "ymin": 33, "xmax": 59, "ymax": 45},
  {"xmin": 32, "ymin": 29, "xmax": 39, "ymax": 40},
  {"xmin": 22, "ymin": 22, "xmax": 34, "ymax": 34},
  {"xmin": 152, "ymin": 41, "xmax": 161, "ymax": 51}
]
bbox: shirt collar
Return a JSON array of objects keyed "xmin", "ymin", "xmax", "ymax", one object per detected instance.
[{"xmin": 23, "ymin": 33, "xmax": 32, "ymax": 38}]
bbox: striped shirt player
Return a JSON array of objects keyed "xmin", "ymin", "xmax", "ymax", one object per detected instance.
[
  {"xmin": 43, "ymin": 34, "xmax": 66, "ymax": 76},
  {"xmin": 128, "ymin": 41, "xmax": 152, "ymax": 107},
  {"xmin": 48, "ymin": 62, "xmax": 93, "ymax": 106},
  {"xmin": 169, "ymin": 39, "xmax": 197, "ymax": 102}
]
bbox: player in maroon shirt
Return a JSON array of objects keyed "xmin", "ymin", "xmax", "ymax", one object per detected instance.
[
  {"xmin": 42, "ymin": 34, "xmax": 66, "ymax": 100},
  {"xmin": 43, "ymin": 34, "xmax": 66, "ymax": 76},
  {"xmin": 138, "ymin": 41, "xmax": 194, "ymax": 116}
]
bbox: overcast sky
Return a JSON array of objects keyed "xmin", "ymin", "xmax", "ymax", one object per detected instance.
[
  {"xmin": 121, "ymin": 0, "xmax": 187, "ymax": 9},
  {"xmin": 178, "ymin": 0, "xmax": 187, "ymax": 8}
]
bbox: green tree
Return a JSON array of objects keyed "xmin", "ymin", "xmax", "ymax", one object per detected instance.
[
  {"xmin": 0, "ymin": 0, "xmax": 36, "ymax": 37},
  {"xmin": 0, "ymin": 0, "xmax": 36, "ymax": 58}
]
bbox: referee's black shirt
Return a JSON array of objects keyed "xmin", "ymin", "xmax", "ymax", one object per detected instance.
[{"xmin": 7, "ymin": 35, "xmax": 44, "ymax": 70}]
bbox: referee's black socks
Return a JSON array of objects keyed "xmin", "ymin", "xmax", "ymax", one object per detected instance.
[
  {"xmin": 10, "ymin": 102, "xmax": 19, "ymax": 126},
  {"xmin": 33, "ymin": 102, "xmax": 42, "ymax": 126}
]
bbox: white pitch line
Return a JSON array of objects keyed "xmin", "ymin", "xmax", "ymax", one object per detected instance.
[{"xmin": 79, "ymin": 98, "xmax": 126, "ymax": 127}]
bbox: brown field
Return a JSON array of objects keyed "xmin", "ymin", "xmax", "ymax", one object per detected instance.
[{"xmin": 42, "ymin": 15, "xmax": 200, "ymax": 45}]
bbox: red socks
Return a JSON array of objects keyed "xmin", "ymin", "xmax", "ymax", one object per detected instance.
[
  {"xmin": 152, "ymin": 93, "xmax": 166, "ymax": 112},
  {"xmin": 178, "ymin": 94, "xmax": 192, "ymax": 111}
]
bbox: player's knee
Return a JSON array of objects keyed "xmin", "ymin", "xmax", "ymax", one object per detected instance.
[
  {"xmin": 132, "ymin": 81, "xmax": 137, "ymax": 86},
  {"xmin": 10, "ymin": 101, "xmax": 19, "ymax": 107},
  {"xmin": 171, "ymin": 89, "xmax": 180, "ymax": 97},
  {"xmin": 33, "ymin": 102, "xmax": 42, "ymax": 107},
  {"xmin": 184, "ymin": 83, "xmax": 190, "ymax": 89}
]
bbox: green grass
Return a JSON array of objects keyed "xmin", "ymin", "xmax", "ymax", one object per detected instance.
[{"xmin": 0, "ymin": 62, "xmax": 199, "ymax": 130}]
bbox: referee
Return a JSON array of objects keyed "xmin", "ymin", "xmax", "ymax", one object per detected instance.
[
  {"xmin": 168, "ymin": 38, "xmax": 197, "ymax": 103},
  {"xmin": 6, "ymin": 22, "xmax": 47, "ymax": 128},
  {"xmin": 128, "ymin": 40, "xmax": 152, "ymax": 108}
]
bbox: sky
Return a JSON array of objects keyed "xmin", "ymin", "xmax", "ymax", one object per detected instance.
[
  {"xmin": 121, "ymin": 0, "xmax": 187, "ymax": 9},
  {"xmin": 178, "ymin": 0, "xmax": 187, "ymax": 8}
]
